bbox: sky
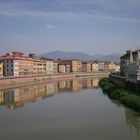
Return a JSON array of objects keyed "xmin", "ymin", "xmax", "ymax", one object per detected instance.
[{"xmin": 0, "ymin": 0, "xmax": 140, "ymax": 55}]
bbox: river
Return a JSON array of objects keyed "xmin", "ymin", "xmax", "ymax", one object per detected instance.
[{"xmin": 0, "ymin": 77, "xmax": 140, "ymax": 140}]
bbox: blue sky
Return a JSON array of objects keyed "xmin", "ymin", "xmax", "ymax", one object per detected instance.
[{"xmin": 0, "ymin": 0, "xmax": 140, "ymax": 55}]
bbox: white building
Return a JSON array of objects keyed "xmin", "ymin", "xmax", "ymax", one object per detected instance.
[
  {"xmin": 126, "ymin": 49, "xmax": 140, "ymax": 83},
  {"xmin": 46, "ymin": 59, "xmax": 54, "ymax": 75}
]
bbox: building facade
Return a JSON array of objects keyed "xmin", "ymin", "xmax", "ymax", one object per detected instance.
[
  {"xmin": 91, "ymin": 62, "xmax": 98, "ymax": 72},
  {"xmin": 46, "ymin": 59, "xmax": 54, "ymax": 75},
  {"xmin": 98, "ymin": 62, "xmax": 105, "ymax": 71},
  {"xmin": 120, "ymin": 49, "xmax": 140, "ymax": 83},
  {"xmin": 34, "ymin": 59, "xmax": 46, "ymax": 75},
  {"xmin": 58, "ymin": 64, "xmax": 66, "ymax": 73},
  {"xmin": 82, "ymin": 62, "xmax": 91, "ymax": 72},
  {"xmin": 0, "ymin": 52, "xmax": 34, "ymax": 77},
  {"xmin": 0, "ymin": 62, "xmax": 3, "ymax": 77}
]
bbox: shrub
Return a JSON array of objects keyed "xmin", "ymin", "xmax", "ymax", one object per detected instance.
[
  {"xmin": 99, "ymin": 78, "xmax": 140, "ymax": 112},
  {"xmin": 120, "ymin": 95, "xmax": 140, "ymax": 112}
]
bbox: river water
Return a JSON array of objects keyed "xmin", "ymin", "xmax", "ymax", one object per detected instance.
[{"xmin": 0, "ymin": 77, "xmax": 140, "ymax": 140}]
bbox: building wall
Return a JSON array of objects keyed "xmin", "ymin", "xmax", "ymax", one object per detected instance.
[
  {"xmin": 53, "ymin": 62, "xmax": 58, "ymax": 74},
  {"xmin": 98, "ymin": 62, "xmax": 105, "ymax": 71},
  {"xmin": 82, "ymin": 62, "xmax": 91, "ymax": 72},
  {"xmin": 46, "ymin": 60, "xmax": 54, "ymax": 74},
  {"xmin": 0, "ymin": 91, "xmax": 4, "ymax": 104},
  {"xmin": 58, "ymin": 65, "xmax": 66, "ymax": 73},
  {"xmin": 34, "ymin": 60, "xmax": 46, "ymax": 75},
  {"xmin": 125, "ymin": 63, "xmax": 138, "ymax": 83},
  {"xmin": 18, "ymin": 60, "xmax": 34, "ymax": 76},
  {"xmin": 91, "ymin": 63, "xmax": 98, "ymax": 72},
  {"xmin": 0, "ymin": 62, "xmax": 3, "ymax": 77},
  {"xmin": 65, "ymin": 64, "xmax": 71, "ymax": 73},
  {"xmin": 72, "ymin": 60, "xmax": 82, "ymax": 72},
  {"xmin": 3, "ymin": 60, "xmax": 14, "ymax": 76}
]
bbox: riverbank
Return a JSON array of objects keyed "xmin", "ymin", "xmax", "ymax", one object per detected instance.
[
  {"xmin": 99, "ymin": 78, "xmax": 140, "ymax": 112},
  {"xmin": 0, "ymin": 72, "xmax": 109, "ymax": 90}
]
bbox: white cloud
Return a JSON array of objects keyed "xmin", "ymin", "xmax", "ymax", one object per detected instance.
[{"xmin": 47, "ymin": 24, "xmax": 56, "ymax": 29}]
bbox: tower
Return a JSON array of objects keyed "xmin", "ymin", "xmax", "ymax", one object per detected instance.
[{"xmin": 130, "ymin": 50, "xmax": 133, "ymax": 63}]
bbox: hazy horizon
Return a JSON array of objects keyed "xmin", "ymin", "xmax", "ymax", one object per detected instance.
[{"xmin": 0, "ymin": 0, "xmax": 140, "ymax": 55}]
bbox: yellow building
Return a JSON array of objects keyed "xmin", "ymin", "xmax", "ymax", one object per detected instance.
[
  {"xmin": 0, "ymin": 62, "xmax": 3, "ymax": 77},
  {"xmin": 72, "ymin": 60, "xmax": 82, "ymax": 72},
  {"xmin": 58, "ymin": 64, "xmax": 66, "ymax": 73},
  {"xmin": 0, "ymin": 91, "xmax": 4, "ymax": 104},
  {"xmin": 91, "ymin": 62, "xmax": 98, "ymax": 72},
  {"xmin": 108, "ymin": 62, "xmax": 120, "ymax": 72},
  {"xmin": 34, "ymin": 60, "xmax": 46, "ymax": 75}
]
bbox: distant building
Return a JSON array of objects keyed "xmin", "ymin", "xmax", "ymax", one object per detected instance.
[
  {"xmin": 98, "ymin": 62, "xmax": 105, "ymax": 71},
  {"xmin": 53, "ymin": 60, "xmax": 58, "ymax": 74},
  {"xmin": 0, "ymin": 52, "xmax": 34, "ymax": 76},
  {"xmin": 46, "ymin": 59, "xmax": 54, "ymax": 74},
  {"xmin": 40, "ymin": 57, "xmax": 54, "ymax": 75},
  {"xmin": 65, "ymin": 64, "xmax": 71, "ymax": 73},
  {"xmin": 105, "ymin": 62, "xmax": 120, "ymax": 72},
  {"xmin": 0, "ymin": 61, "xmax": 3, "ymax": 77},
  {"xmin": 121, "ymin": 49, "xmax": 140, "ymax": 83},
  {"xmin": 91, "ymin": 61, "xmax": 98, "ymax": 72},
  {"xmin": 33, "ymin": 59, "xmax": 46, "ymax": 75},
  {"xmin": 58, "ymin": 59, "xmax": 82, "ymax": 73},
  {"xmin": 120, "ymin": 50, "xmax": 138, "ymax": 76},
  {"xmin": 82, "ymin": 61, "xmax": 91, "ymax": 72},
  {"xmin": 58, "ymin": 64, "xmax": 66, "ymax": 73}
]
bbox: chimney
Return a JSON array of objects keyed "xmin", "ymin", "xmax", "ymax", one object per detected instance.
[{"xmin": 29, "ymin": 53, "xmax": 36, "ymax": 59}]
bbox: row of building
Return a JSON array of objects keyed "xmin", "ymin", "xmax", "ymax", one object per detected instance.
[{"xmin": 0, "ymin": 51, "xmax": 120, "ymax": 77}]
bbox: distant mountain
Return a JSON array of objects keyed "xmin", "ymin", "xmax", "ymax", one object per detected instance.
[
  {"xmin": 92, "ymin": 54, "xmax": 122, "ymax": 62},
  {"xmin": 38, "ymin": 50, "xmax": 121, "ymax": 62}
]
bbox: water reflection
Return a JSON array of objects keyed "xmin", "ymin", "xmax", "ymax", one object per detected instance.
[
  {"xmin": 0, "ymin": 77, "xmax": 99, "ymax": 109},
  {"xmin": 125, "ymin": 108, "xmax": 140, "ymax": 136},
  {"xmin": 110, "ymin": 99, "xmax": 140, "ymax": 136}
]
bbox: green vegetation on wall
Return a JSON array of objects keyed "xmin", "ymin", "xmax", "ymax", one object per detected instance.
[{"xmin": 99, "ymin": 78, "xmax": 140, "ymax": 112}]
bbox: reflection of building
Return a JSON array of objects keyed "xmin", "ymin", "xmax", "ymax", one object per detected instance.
[
  {"xmin": 58, "ymin": 81, "xmax": 66, "ymax": 91},
  {"xmin": 125, "ymin": 108, "xmax": 140, "ymax": 136},
  {"xmin": 0, "ymin": 77, "xmax": 100, "ymax": 109},
  {"xmin": 72, "ymin": 79, "xmax": 82, "ymax": 92},
  {"xmin": 46, "ymin": 83, "xmax": 55, "ymax": 95},
  {"xmin": 0, "ymin": 91, "xmax": 4, "ymax": 104},
  {"xmin": 92, "ymin": 78, "xmax": 99, "ymax": 88},
  {"xmin": 54, "ymin": 82, "xmax": 59, "ymax": 93},
  {"xmin": 86, "ymin": 79, "xmax": 92, "ymax": 88}
]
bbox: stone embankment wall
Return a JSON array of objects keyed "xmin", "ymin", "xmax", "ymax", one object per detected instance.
[
  {"xmin": 110, "ymin": 74, "xmax": 125, "ymax": 87},
  {"xmin": 0, "ymin": 72, "xmax": 110, "ymax": 90}
]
